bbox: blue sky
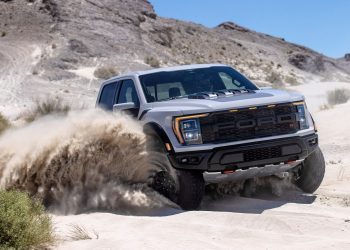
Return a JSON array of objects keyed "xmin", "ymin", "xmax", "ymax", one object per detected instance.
[{"xmin": 149, "ymin": 0, "xmax": 350, "ymax": 58}]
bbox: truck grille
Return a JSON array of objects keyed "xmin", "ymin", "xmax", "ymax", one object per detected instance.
[{"xmin": 200, "ymin": 103, "xmax": 299, "ymax": 143}]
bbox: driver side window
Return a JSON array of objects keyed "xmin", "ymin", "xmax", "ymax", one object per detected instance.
[{"xmin": 117, "ymin": 79, "xmax": 140, "ymax": 107}]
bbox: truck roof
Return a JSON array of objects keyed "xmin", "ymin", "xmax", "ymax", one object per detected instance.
[{"xmin": 106, "ymin": 63, "xmax": 227, "ymax": 82}]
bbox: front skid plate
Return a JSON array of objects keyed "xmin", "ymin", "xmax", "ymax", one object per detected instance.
[{"xmin": 203, "ymin": 160, "xmax": 302, "ymax": 184}]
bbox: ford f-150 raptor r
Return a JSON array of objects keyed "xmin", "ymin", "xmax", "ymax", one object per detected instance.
[{"xmin": 96, "ymin": 64, "xmax": 325, "ymax": 209}]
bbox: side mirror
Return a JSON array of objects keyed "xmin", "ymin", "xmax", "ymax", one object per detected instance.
[
  {"xmin": 113, "ymin": 102, "xmax": 140, "ymax": 117},
  {"xmin": 113, "ymin": 102, "xmax": 136, "ymax": 111}
]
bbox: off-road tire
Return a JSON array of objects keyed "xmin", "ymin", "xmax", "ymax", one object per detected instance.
[
  {"xmin": 295, "ymin": 146, "xmax": 325, "ymax": 193},
  {"xmin": 176, "ymin": 170, "xmax": 205, "ymax": 210},
  {"xmin": 145, "ymin": 128, "xmax": 205, "ymax": 209},
  {"xmin": 151, "ymin": 170, "xmax": 178, "ymax": 202}
]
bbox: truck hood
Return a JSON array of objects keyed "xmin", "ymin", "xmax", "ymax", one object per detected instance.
[{"xmin": 150, "ymin": 89, "xmax": 304, "ymax": 115}]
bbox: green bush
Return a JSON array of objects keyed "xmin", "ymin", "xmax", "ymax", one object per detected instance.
[
  {"xmin": 327, "ymin": 88, "xmax": 350, "ymax": 106},
  {"xmin": 0, "ymin": 190, "xmax": 54, "ymax": 249},
  {"xmin": 0, "ymin": 113, "xmax": 9, "ymax": 135},
  {"xmin": 94, "ymin": 66, "xmax": 118, "ymax": 79}
]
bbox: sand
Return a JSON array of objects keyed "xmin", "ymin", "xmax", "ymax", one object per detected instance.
[{"xmin": 52, "ymin": 82, "xmax": 350, "ymax": 250}]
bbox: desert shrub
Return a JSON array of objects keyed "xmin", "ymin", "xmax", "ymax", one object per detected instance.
[
  {"xmin": 319, "ymin": 104, "xmax": 331, "ymax": 111},
  {"xmin": 68, "ymin": 224, "xmax": 98, "ymax": 241},
  {"xmin": 327, "ymin": 88, "xmax": 350, "ymax": 106},
  {"xmin": 0, "ymin": 190, "xmax": 54, "ymax": 249},
  {"xmin": 0, "ymin": 113, "xmax": 9, "ymax": 135},
  {"xmin": 284, "ymin": 75, "xmax": 299, "ymax": 85},
  {"xmin": 94, "ymin": 66, "xmax": 118, "ymax": 80},
  {"xmin": 23, "ymin": 98, "xmax": 71, "ymax": 123},
  {"xmin": 145, "ymin": 56, "xmax": 160, "ymax": 68},
  {"xmin": 265, "ymin": 71, "xmax": 283, "ymax": 85},
  {"xmin": 264, "ymin": 71, "xmax": 285, "ymax": 89}
]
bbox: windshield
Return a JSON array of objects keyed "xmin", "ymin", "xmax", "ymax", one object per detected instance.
[{"xmin": 139, "ymin": 66, "xmax": 259, "ymax": 102}]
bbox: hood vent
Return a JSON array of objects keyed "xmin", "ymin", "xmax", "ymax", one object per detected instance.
[
  {"xmin": 188, "ymin": 89, "xmax": 255, "ymax": 100},
  {"xmin": 188, "ymin": 92, "xmax": 218, "ymax": 99}
]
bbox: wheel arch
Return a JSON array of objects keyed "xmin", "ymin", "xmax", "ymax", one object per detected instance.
[{"xmin": 143, "ymin": 122, "xmax": 172, "ymax": 149}]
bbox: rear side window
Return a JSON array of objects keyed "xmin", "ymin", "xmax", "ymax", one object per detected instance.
[{"xmin": 99, "ymin": 82, "xmax": 118, "ymax": 110}]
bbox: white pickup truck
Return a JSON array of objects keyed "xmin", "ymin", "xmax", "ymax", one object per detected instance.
[{"xmin": 96, "ymin": 64, "xmax": 325, "ymax": 209}]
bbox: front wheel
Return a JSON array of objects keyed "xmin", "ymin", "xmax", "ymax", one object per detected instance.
[
  {"xmin": 295, "ymin": 146, "xmax": 325, "ymax": 193},
  {"xmin": 144, "ymin": 126, "xmax": 204, "ymax": 210},
  {"xmin": 151, "ymin": 170, "xmax": 205, "ymax": 210},
  {"xmin": 176, "ymin": 170, "xmax": 205, "ymax": 210}
]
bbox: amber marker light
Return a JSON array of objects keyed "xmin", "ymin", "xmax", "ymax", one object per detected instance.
[
  {"xmin": 292, "ymin": 101, "xmax": 305, "ymax": 106},
  {"xmin": 165, "ymin": 143, "xmax": 172, "ymax": 151}
]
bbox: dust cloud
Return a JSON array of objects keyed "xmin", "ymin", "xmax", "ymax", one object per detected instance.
[
  {"xmin": 0, "ymin": 109, "xmax": 174, "ymax": 214},
  {"xmin": 0, "ymin": 108, "xmax": 297, "ymax": 214}
]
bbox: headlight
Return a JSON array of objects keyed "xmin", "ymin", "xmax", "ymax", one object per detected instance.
[
  {"xmin": 293, "ymin": 101, "xmax": 309, "ymax": 130},
  {"xmin": 173, "ymin": 114, "xmax": 208, "ymax": 145}
]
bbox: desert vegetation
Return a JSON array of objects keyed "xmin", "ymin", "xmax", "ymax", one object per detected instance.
[
  {"xmin": 145, "ymin": 56, "xmax": 160, "ymax": 68},
  {"xmin": 327, "ymin": 88, "xmax": 350, "ymax": 106},
  {"xmin": 94, "ymin": 66, "xmax": 119, "ymax": 79},
  {"xmin": 0, "ymin": 113, "xmax": 9, "ymax": 135},
  {"xmin": 319, "ymin": 88, "xmax": 350, "ymax": 110},
  {"xmin": 22, "ymin": 98, "xmax": 71, "ymax": 123},
  {"xmin": 68, "ymin": 224, "xmax": 99, "ymax": 241},
  {"xmin": 284, "ymin": 74, "xmax": 299, "ymax": 85},
  {"xmin": 0, "ymin": 190, "xmax": 54, "ymax": 249}
]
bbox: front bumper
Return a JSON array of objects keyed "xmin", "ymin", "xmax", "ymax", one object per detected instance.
[
  {"xmin": 204, "ymin": 160, "xmax": 302, "ymax": 184},
  {"xmin": 168, "ymin": 133, "xmax": 318, "ymax": 172}
]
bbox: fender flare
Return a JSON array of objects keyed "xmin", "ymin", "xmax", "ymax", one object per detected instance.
[{"xmin": 143, "ymin": 122, "xmax": 172, "ymax": 149}]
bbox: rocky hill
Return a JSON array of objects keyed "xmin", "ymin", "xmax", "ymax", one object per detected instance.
[{"xmin": 0, "ymin": 0, "xmax": 349, "ymax": 114}]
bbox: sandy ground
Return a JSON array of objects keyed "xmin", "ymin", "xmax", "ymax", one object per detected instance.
[{"xmin": 52, "ymin": 82, "xmax": 350, "ymax": 250}]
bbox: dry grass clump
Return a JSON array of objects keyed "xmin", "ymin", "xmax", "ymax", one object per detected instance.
[
  {"xmin": 319, "ymin": 104, "xmax": 331, "ymax": 111},
  {"xmin": 94, "ymin": 66, "xmax": 119, "ymax": 79},
  {"xmin": 68, "ymin": 224, "xmax": 99, "ymax": 241},
  {"xmin": 23, "ymin": 98, "xmax": 71, "ymax": 123},
  {"xmin": 145, "ymin": 56, "xmax": 160, "ymax": 68},
  {"xmin": 284, "ymin": 75, "xmax": 299, "ymax": 85},
  {"xmin": 0, "ymin": 190, "xmax": 54, "ymax": 249},
  {"xmin": 0, "ymin": 113, "xmax": 9, "ymax": 135},
  {"xmin": 265, "ymin": 71, "xmax": 283, "ymax": 86},
  {"xmin": 327, "ymin": 88, "xmax": 350, "ymax": 106}
]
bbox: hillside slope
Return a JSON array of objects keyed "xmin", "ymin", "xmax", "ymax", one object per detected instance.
[{"xmin": 0, "ymin": 0, "xmax": 350, "ymax": 115}]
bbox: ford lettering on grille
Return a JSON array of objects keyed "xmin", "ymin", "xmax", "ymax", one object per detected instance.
[{"xmin": 200, "ymin": 103, "xmax": 299, "ymax": 143}]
